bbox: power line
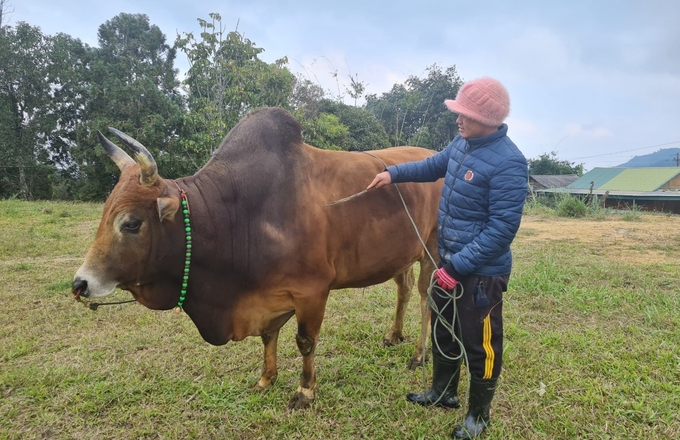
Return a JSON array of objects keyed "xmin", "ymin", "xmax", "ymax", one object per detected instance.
[{"xmin": 572, "ymin": 140, "xmax": 680, "ymax": 160}]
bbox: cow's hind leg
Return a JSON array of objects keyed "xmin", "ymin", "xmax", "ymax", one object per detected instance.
[
  {"xmin": 407, "ymin": 256, "xmax": 436, "ymax": 370},
  {"xmin": 254, "ymin": 329, "xmax": 280, "ymax": 390},
  {"xmin": 383, "ymin": 265, "xmax": 415, "ymax": 347}
]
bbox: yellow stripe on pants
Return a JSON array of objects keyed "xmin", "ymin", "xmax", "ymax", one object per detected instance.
[{"xmin": 482, "ymin": 314, "xmax": 494, "ymax": 379}]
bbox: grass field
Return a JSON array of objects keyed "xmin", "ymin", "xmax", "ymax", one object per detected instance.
[{"xmin": 1, "ymin": 199, "xmax": 679, "ymax": 439}]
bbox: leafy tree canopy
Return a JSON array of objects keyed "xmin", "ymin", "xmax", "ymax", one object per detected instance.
[
  {"xmin": 299, "ymin": 113, "xmax": 348, "ymax": 151},
  {"xmin": 0, "ymin": 22, "xmax": 63, "ymax": 199},
  {"xmin": 70, "ymin": 13, "xmax": 185, "ymax": 199},
  {"xmin": 529, "ymin": 151, "xmax": 584, "ymax": 176},
  {"xmin": 365, "ymin": 64, "xmax": 462, "ymax": 150},
  {"xmin": 317, "ymin": 100, "xmax": 389, "ymax": 151},
  {"xmin": 174, "ymin": 13, "xmax": 296, "ymax": 169}
]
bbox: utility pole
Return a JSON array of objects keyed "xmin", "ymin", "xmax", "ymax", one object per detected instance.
[{"xmin": 674, "ymin": 152, "xmax": 680, "ymax": 167}]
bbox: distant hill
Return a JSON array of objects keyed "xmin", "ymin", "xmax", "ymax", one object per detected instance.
[{"xmin": 617, "ymin": 148, "xmax": 680, "ymax": 167}]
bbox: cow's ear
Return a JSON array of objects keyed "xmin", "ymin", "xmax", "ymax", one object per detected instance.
[{"xmin": 156, "ymin": 197, "xmax": 180, "ymax": 222}]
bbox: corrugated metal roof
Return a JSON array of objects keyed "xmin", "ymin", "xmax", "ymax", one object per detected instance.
[
  {"xmin": 537, "ymin": 188, "xmax": 680, "ymax": 200},
  {"xmin": 601, "ymin": 167, "xmax": 680, "ymax": 191},
  {"xmin": 567, "ymin": 168, "xmax": 625, "ymax": 189},
  {"xmin": 530, "ymin": 174, "xmax": 579, "ymax": 188}
]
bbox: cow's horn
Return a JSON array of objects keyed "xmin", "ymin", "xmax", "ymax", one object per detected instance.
[
  {"xmin": 97, "ymin": 131, "xmax": 135, "ymax": 172},
  {"xmin": 108, "ymin": 128, "xmax": 159, "ymax": 186}
]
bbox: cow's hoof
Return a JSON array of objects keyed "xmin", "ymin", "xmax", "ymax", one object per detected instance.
[
  {"xmin": 382, "ymin": 333, "xmax": 405, "ymax": 347},
  {"xmin": 406, "ymin": 355, "xmax": 425, "ymax": 370},
  {"xmin": 253, "ymin": 375, "xmax": 277, "ymax": 391},
  {"xmin": 287, "ymin": 387, "xmax": 315, "ymax": 410}
]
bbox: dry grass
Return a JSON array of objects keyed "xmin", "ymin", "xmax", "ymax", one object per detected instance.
[
  {"xmin": 1, "ymin": 200, "xmax": 679, "ymax": 439},
  {"xmin": 518, "ymin": 213, "xmax": 680, "ymax": 264}
]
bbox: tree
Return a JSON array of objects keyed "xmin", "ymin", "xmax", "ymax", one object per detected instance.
[
  {"xmin": 345, "ymin": 72, "xmax": 366, "ymax": 107},
  {"xmin": 175, "ymin": 13, "xmax": 296, "ymax": 167},
  {"xmin": 316, "ymin": 100, "xmax": 389, "ymax": 151},
  {"xmin": 0, "ymin": 21, "xmax": 97, "ymax": 200},
  {"xmin": 299, "ymin": 113, "xmax": 348, "ymax": 151},
  {"xmin": 0, "ymin": 22, "xmax": 56, "ymax": 199},
  {"xmin": 42, "ymin": 33, "xmax": 93, "ymax": 199},
  {"xmin": 365, "ymin": 64, "xmax": 462, "ymax": 150},
  {"xmin": 290, "ymin": 76, "xmax": 325, "ymax": 120},
  {"xmin": 528, "ymin": 152, "xmax": 584, "ymax": 176},
  {"xmin": 70, "ymin": 13, "xmax": 184, "ymax": 199}
]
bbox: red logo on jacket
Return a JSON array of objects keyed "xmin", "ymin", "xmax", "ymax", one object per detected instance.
[{"xmin": 464, "ymin": 170, "xmax": 474, "ymax": 181}]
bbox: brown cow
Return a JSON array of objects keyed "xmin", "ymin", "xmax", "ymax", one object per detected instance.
[{"xmin": 72, "ymin": 107, "xmax": 442, "ymax": 409}]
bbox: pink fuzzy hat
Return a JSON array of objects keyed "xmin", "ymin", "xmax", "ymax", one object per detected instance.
[{"xmin": 445, "ymin": 77, "xmax": 510, "ymax": 127}]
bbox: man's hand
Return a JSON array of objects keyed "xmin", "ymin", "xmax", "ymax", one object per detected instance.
[
  {"xmin": 367, "ymin": 171, "xmax": 392, "ymax": 190},
  {"xmin": 434, "ymin": 267, "xmax": 459, "ymax": 290}
]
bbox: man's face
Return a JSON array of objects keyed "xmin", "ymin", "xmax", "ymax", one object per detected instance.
[{"xmin": 456, "ymin": 114, "xmax": 497, "ymax": 139}]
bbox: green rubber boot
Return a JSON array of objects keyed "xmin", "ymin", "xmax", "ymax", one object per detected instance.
[
  {"xmin": 451, "ymin": 377, "xmax": 498, "ymax": 439},
  {"xmin": 406, "ymin": 355, "xmax": 461, "ymax": 409}
]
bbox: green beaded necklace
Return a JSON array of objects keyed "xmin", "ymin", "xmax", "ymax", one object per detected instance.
[{"xmin": 174, "ymin": 182, "xmax": 192, "ymax": 312}]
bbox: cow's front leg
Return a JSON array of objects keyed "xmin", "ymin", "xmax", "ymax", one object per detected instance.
[
  {"xmin": 287, "ymin": 299, "xmax": 326, "ymax": 410},
  {"xmin": 255, "ymin": 329, "xmax": 279, "ymax": 390},
  {"xmin": 287, "ymin": 332, "xmax": 317, "ymax": 409}
]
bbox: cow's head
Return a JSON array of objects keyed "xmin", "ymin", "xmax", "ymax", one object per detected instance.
[{"xmin": 72, "ymin": 129, "xmax": 182, "ymax": 307}]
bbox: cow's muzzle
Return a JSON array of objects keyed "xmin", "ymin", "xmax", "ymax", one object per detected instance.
[{"xmin": 72, "ymin": 278, "xmax": 89, "ymax": 299}]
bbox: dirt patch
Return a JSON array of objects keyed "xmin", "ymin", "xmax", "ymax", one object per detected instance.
[{"xmin": 517, "ymin": 214, "xmax": 680, "ymax": 265}]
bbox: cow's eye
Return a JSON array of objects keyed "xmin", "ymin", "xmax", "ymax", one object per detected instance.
[{"xmin": 121, "ymin": 219, "xmax": 142, "ymax": 233}]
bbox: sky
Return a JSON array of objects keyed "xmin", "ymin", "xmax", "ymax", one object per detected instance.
[{"xmin": 9, "ymin": 0, "xmax": 680, "ymax": 171}]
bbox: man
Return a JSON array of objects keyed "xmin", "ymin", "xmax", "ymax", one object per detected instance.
[{"xmin": 367, "ymin": 77, "xmax": 528, "ymax": 439}]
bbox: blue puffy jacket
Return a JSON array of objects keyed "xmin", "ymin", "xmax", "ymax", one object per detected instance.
[{"xmin": 386, "ymin": 124, "xmax": 528, "ymax": 277}]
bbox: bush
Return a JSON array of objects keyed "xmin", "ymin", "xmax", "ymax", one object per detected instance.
[
  {"xmin": 556, "ymin": 195, "xmax": 587, "ymax": 218},
  {"xmin": 523, "ymin": 196, "xmax": 555, "ymax": 216}
]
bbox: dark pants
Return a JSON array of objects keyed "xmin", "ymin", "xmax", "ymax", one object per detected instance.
[{"xmin": 430, "ymin": 274, "xmax": 508, "ymax": 380}]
